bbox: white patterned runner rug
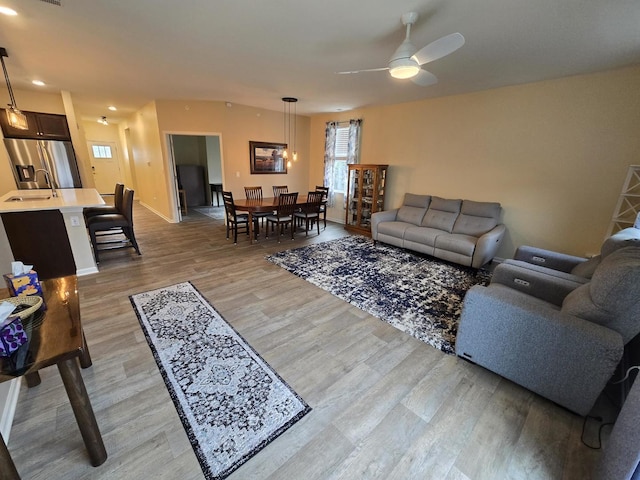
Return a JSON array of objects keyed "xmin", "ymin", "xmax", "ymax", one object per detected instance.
[
  {"xmin": 266, "ymin": 236, "xmax": 490, "ymax": 355},
  {"xmin": 130, "ymin": 282, "xmax": 311, "ymax": 480}
]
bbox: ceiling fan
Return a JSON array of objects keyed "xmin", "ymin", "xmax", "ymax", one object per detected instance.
[{"xmin": 337, "ymin": 12, "xmax": 465, "ymax": 87}]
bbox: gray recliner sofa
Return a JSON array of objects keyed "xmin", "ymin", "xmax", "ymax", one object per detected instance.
[
  {"xmin": 456, "ymin": 245, "xmax": 640, "ymax": 416},
  {"xmin": 492, "ymin": 227, "xmax": 640, "ymax": 306},
  {"xmin": 371, "ymin": 193, "xmax": 505, "ymax": 268}
]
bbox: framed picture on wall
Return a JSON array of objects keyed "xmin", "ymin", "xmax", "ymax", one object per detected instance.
[{"xmin": 249, "ymin": 141, "xmax": 287, "ymax": 174}]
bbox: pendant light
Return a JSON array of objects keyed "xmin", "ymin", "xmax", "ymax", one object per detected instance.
[
  {"xmin": 282, "ymin": 97, "xmax": 298, "ymax": 168},
  {"xmin": 0, "ymin": 47, "xmax": 28, "ymax": 130}
]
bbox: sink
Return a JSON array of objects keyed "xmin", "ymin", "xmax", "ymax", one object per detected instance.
[{"xmin": 5, "ymin": 195, "xmax": 52, "ymax": 202}]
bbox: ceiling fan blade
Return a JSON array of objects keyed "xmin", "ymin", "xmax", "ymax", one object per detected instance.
[
  {"xmin": 336, "ymin": 67, "xmax": 389, "ymax": 75},
  {"xmin": 411, "ymin": 32, "xmax": 465, "ymax": 66},
  {"xmin": 411, "ymin": 69, "xmax": 438, "ymax": 87}
]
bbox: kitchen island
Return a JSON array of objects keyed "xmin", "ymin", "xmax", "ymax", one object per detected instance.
[{"xmin": 0, "ymin": 189, "xmax": 104, "ymax": 277}]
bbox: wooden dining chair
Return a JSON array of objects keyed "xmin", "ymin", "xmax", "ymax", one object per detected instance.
[
  {"xmin": 244, "ymin": 186, "xmax": 270, "ymax": 231},
  {"xmin": 294, "ymin": 191, "xmax": 323, "ymax": 236},
  {"xmin": 272, "ymin": 185, "xmax": 288, "ymax": 198},
  {"xmin": 223, "ymin": 191, "xmax": 257, "ymax": 244},
  {"xmin": 315, "ymin": 185, "xmax": 329, "ymax": 229},
  {"xmin": 266, "ymin": 192, "xmax": 298, "ymax": 242}
]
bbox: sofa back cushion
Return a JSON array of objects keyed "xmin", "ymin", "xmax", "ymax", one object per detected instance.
[
  {"xmin": 600, "ymin": 227, "xmax": 640, "ymax": 258},
  {"xmin": 397, "ymin": 193, "xmax": 431, "ymax": 225},
  {"xmin": 452, "ymin": 200, "xmax": 502, "ymax": 237},
  {"xmin": 562, "ymin": 247, "xmax": 640, "ymax": 341},
  {"xmin": 421, "ymin": 197, "xmax": 462, "ymax": 232}
]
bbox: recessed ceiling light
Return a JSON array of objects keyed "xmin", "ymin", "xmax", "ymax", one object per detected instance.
[
  {"xmin": 108, "ymin": 105, "xmax": 117, "ymax": 111},
  {"xmin": 32, "ymin": 80, "xmax": 45, "ymax": 86},
  {"xmin": 0, "ymin": 6, "xmax": 18, "ymax": 16}
]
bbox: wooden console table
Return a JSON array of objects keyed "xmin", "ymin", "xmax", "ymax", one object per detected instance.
[{"xmin": 0, "ymin": 275, "xmax": 106, "ymax": 478}]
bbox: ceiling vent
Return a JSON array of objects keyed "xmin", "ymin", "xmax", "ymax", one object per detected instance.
[{"xmin": 39, "ymin": 0, "xmax": 61, "ymax": 5}]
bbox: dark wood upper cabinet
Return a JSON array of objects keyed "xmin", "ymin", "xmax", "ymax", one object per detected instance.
[{"xmin": 0, "ymin": 109, "xmax": 72, "ymax": 140}]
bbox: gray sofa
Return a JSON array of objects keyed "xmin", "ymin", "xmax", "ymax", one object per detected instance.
[
  {"xmin": 371, "ymin": 193, "xmax": 505, "ymax": 268},
  {"xmin": 456, "ymin": 245, "xmax": 640, "ymax": 416}
]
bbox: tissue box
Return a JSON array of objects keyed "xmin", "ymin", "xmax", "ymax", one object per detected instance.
[
  {"xmin": 3, "ymin": 271, "xmax": 43, "ymax": 297},
  {"xmin": 0, "ymin": 317, "xmax": 28, "ymax": 357}
]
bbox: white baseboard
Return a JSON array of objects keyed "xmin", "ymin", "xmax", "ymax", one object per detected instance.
[
  {"xmin": 0, "ymin": 378, "xmax": 22, "ymax": 443},
  {"xmin": 140, "ymin": 201, "xmax": 176, "ymax": 223},
  {"xmin": 76, "ymin": 266, "xmax": 99, "ymax": 276}
]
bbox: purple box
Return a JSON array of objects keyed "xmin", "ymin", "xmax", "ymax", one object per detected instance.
[{"xmin": 0, "ymin": 317, "xmax": 28, "ymax": 357}]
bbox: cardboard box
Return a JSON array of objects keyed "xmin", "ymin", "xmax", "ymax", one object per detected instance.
[{"xmin": 3, "ymin": 271, "xmax": 43, "ymax": 297}]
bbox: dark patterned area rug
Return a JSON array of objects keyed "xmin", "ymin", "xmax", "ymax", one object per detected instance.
[
  {"xmin": 266, "ymin": 236, "xmax": 490, "ymax": 355},
  {"xmin": 130, "ymin": 282, "xmax": 311, "ymax": 480}
]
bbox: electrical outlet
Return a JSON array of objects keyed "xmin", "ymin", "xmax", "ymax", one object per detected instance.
[{"xmin": 70, "ymin": 215, "xmax": 80, "ymax": 227}]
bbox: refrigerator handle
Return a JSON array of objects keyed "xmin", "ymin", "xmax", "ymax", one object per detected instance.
[{"xmin": 38, "ymin": 141, "xmax": 60, "ymax": 189}]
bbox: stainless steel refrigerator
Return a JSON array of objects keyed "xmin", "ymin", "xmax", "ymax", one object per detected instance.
[{"xmin": 4, "ymin": 138, "xmax": 82, "ymax": 189}]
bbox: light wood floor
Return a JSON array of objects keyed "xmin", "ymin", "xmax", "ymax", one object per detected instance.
[{"xmin": 5, "ymin": 202, "xmax": 607, "ymax": 479}]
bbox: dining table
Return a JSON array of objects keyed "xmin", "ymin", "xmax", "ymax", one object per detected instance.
[{"xmin": 233, "ymin": 194, "xmax": 309, "ymax": 244}]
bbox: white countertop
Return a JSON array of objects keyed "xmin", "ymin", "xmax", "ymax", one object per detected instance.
[{"xmin": 0, "ymin": 188, "xmax": 105, "ymax": 213}]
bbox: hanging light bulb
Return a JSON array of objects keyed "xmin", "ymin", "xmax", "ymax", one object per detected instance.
[
  {"xmin": 282, "ymin": 97, "xmax": 298, "ymax": 166},
  {"xmin": 0, "ymin": 47, "xmax": 28, "ymax": 130}
]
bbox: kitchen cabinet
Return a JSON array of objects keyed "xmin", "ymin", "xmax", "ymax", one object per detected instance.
[
  {"xmin": 345, "ymin": 164, "xmax": 388, "ymax": 235},
  {"xmin": 0, "ymin": 109, "xmax": 72, "ymax": 140}
]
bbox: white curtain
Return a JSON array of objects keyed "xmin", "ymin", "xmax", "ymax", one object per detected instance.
[
  {"xmin": 323, "ymin": 121, "xmax": 338, "ymax": 207},
  {"xmin": 323, "ymin": 119, "xmax": 362, "ymax": 208},
  {"xmin": 347, "ymin": 119, "xmax": 362, "ymax": 166}
]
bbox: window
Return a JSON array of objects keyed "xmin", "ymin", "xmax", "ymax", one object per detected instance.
[
  {"xmin": 92, "ymin": 145, "xmax": 113, "ymax": 159},
  {"xmin": 332, "ymin": 126, "xmax": 349, "ymax": 193}
]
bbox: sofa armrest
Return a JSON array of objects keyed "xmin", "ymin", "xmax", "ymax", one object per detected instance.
[
  {"xmin": 491, "ymin": 262, "xmax": 586, "ymax": 306},
  {"xmin": 456, "ymin": 284, "xmax": 623, "ymax": 416},
  {"xmin": 371, "ymin": 208, "xmax": 399, "ymax": 240},
  {"xmin": 513, "ymin": 245, "xmax": 587, "ymax": 273},
  {"xmin": 471, "ymin": 224, "xmax": 506, "ymax": 268}
]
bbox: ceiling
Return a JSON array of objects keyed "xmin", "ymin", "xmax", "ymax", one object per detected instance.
[{"xmin": 0, "ymin": 0, "xmax": 639, "ymax": 123}]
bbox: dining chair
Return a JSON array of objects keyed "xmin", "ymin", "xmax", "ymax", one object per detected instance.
[
  {"xmin": 294, "ymin": 191, "xmax": 323, "ymax": 236},
  {"xmin": 315, "ymin": 185, "xmax": 329, "ymax": 229},
  {"xmin": 223, "ymin": 190, "xmax": 257, "ymax": 244},
  {"xmin": 86, "ymin": 187, "xmax": 141, "ymax": 263},
  {"xmin": 266, "ymin": 192, "xmax": 298, "ymax": 242},
  {"xmin": 272, "ymin": 185, "xmax": 288, "ymax": 198},
  {"xmin": 244, "ymin": 186, "xmax": 270, "ymax": 231},
  {"xmin": 83, "ymin": 183, "xmax": 124, "ymax": 221}
]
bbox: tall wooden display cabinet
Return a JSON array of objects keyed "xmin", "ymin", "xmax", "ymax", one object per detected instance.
[{"xmin": 345, "ymin": 164, "xmax": 388, "ymax": 235}]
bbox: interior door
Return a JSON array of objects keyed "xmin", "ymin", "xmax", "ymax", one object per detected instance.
[{"xmin": 87, "ymin": 141, "xmax": 122, "ymax": 194}]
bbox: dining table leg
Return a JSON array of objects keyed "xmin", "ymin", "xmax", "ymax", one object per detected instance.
[
  {"xmin": 0, "ymin": 432, "xmax": 20, "ymax": 480},
  {"xmin": 57, "ymin": 358, "xmax": 107, "ymax": 467},
  {"xmin": 249, "ymin": 212, "xmax": 255, "ymax": 244}
]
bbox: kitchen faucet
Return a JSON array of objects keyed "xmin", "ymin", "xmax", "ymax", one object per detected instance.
[{"xmin": 34, "ymin": 169, "xmax": 58, "ymax": 198}]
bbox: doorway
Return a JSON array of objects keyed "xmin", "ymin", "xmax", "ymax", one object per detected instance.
[
  {"xmin": 166, "ymin": 133, "xmax": 224, "ymax": 221},
  {"xmin": 87, "ymin": 141, "xmax": 122, "ymax": 194}
]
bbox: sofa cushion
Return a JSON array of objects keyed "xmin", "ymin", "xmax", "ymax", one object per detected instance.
[
  {"xmin": 452, "ymin": 200, "xmax": 502, "ymax": 237},
  {"xmin": 435, "ymin": 233, "xmax": 477, "ymax": 257},
  {"xmin": 397, "ymin": 194, "xmax": 431, "ymax": 225},
  {"xmin": 421, "ymin": 197, "xmax": 462, "ymax": 233},
  {"xmin": 570, "ymin": 256, "xmax": 601, "ymax": 279},
  {"xmin": 377, "ymin": 221, "xmax": 413, "ymax": 239},
  {"xmin": 404, "ymin": 226, "xmax": 444, "ymax": 248},
  {"xmin": 562, "ymin": 247, "xmax": 640, "ymax": 332}
]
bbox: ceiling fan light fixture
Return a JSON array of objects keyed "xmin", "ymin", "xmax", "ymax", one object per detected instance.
[{"xmin": 389, "ymin": 58, "xmax": 420, "ymax": 79}]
